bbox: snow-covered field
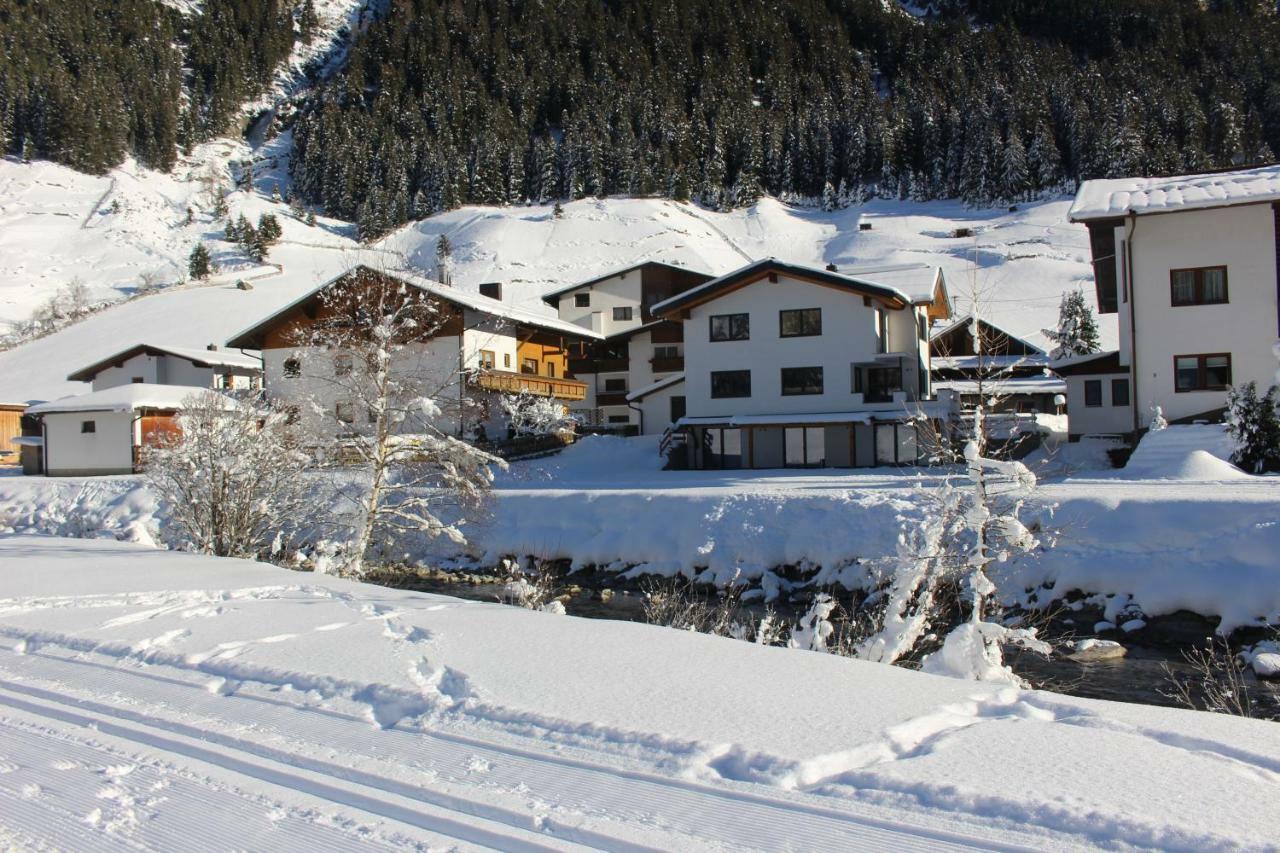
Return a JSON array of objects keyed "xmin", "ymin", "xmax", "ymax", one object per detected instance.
[{"xmin": 1, "ymin": 534, "xmax": 1277, "ymax": 850}]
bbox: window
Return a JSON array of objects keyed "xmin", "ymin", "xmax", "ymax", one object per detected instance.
[
  {"xmin": 574, "ymin": 293, "xmax": 591, "ymax": 308},
  {"xmin": 81, "ymin": 420, "xmax": 96, "ymax": 434},
  {"xmin": 1084, "ymin": 380, "xmax": 1102, "ymax": 407},
  {"xmin": 1111, "ymin": 378, "xmax": 1130, "ymax": 407},
  {"xmin": 283, "ymin": 358, "xmax": 301, "ymax": 378},
  {"xmin": 918, "ymin": 313, "xmax": 927, "ymax": 341},
  {"xmin": 653, "ymin": 345, "xmax": 679, "ymax": 359},
  {"xmin": 521, "ymin": 358, "xmax": 538, "ymax": 375},
  {"xmin": 479, "ymin": 350, "xmax": 496, "ymax": 370},
  {"xmin": 367, "ymin": 406, "xmax": 378, "ymax": 424},
  {"xmin": 613, "ymin": 306, "xmax": 633, "ymax": 321},
  {"xmin": 503, "ymin": 353, "xmax": 511, "ymax": 368},
  {"xmin": 607, "ymin": 415, "xmax": 630, "ymax": 424},
  {"xmin": 875, "ymin": 308, "xmax": 888, "ymax": 354},
  {"xmin": 1174, "ymin": 353, "xmax": 1232, "ymax": 392},
  {"xmin": 334, "ymin": 353, "xmax": 353, "ymax": 376},
  {"xmin": 781, "ymin": 366, "xmax": 824, "ymax": 396},
  {"xmin": 1170, "ymin": 266, "xmax": 1228, "ymax": 306},
  {"xmin": 604, "ymin": 377, "xmax": 627, "ymax": 393},
  {"xmin": 710, "ymin": 370, "xmax": 751, "ymax": 398},
  {"xmin": 284, "ymin": 405, "xmax": 300, "ymax": 425},
  {"xmin": 335, "ymin": 401, "xmax": 355, "ymax": 423},
  {"xmin": 779, "ymin": 308, "xmax": 822, "ymax": 338},
  {"xmin": 709, "ymin": 313, "xmax": 750, "ymax": 342},
  {"xmin": 545, "ymin": 361, "xmax": 556, "ymax": 378},
  {"xmin": 131, "ymin": 376, "xmax": 144, "ymax": 384},
  {"xmin": 670, "ymin": 396, "xmax": 686, "ymax": 423},
  {"xmin": 864, "ymin": 367, "xmax": 902, "ymax": 403}
]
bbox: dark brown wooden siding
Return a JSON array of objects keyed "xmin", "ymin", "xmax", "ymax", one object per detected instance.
[
  {"xmin": 1086, "ymin": 217, "xmax": 1123, "ymax": 314},
  {"xmin": 640, "ymin": 265, "xmax": 715, "ymax": 322}
]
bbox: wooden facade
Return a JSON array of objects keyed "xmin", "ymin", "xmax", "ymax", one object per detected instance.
[{"xmin": 0, "ymin": 404, "xmax": 24, "ymax": 464}]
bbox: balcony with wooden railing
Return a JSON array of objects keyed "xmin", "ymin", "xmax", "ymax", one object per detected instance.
[
  {"xmin": 470, "ymin": 369, "xmax": 588, "ymax": 401},
  {"xmin": 649, "ymin": 355, "xmax": 684, "ymax": 372}
]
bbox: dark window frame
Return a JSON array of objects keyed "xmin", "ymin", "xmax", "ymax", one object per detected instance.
[
  {"xmin": 779, "ymin": 308, "xmax": 822, "ymax": 338},
  {"xmin": 780, "ymin": 366, "xmax": 824, "ymax": 396},
  {"xmin": 1111, "ymin": 378, "xmax": 1130, "ymax": 407},
  {"xmin": 478, "ymin": 349, "xmax": 496, "ymax": 370},
  {"xmin": 709, "ymin": 313, "xmax": 750, "ymax": 342},
  {"xmin": 81, "ymin": 420, "xmax": 96, "ymax": 434},
  {"xmin": 574, "ymin": 292, "xmax": 590, "ymax": 308},
  {"xmin": 653, "ymin": 344, "xmax": 679, "ymax": 359},
  {"xmin": 603, "ymin": 377, "xmax": 627, "ymax": 393},
  {"xmin": 710, "ymin": 369, "xmax": 752, "ymax": 398},
  {"xmin": 1083, "ymin": 379, "xmax": 1102, "ymax": 408},
  {"xmin": 283, "ymin": 357, "xmax": 301, "ymax": 378},
  {"xmin": 1169, "ymin": 266, "xmax": 1228, "ymax": 307},
  {"xmin": 612, "ymin": 306, "xmax": 634, "ymax": 321},
  {"xmin": 1173, "ymin": 352, "xmax": 1232, "ymax": 392},
  {"xmin": 333, "ymin": 353, "xmax": 353, "ymax": 377}
]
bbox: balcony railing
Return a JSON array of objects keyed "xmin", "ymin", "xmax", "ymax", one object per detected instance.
[
  {"xmin": 470, "ymin": 369, "xmax": 588, "ymax": 401},
  {"xmin": 649, "ymin": 355, "xmax": 684, "ymax": 372}
]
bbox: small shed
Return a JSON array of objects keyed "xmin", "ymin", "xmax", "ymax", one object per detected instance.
[{"xmin": 26, "ymin": 385, "xmax": 235, "ymax": 476}]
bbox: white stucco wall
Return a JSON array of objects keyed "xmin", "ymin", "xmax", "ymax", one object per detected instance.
[
  {"xmin": 91, "ymin": 353, "xmax": 258, "ymax": 392},
  {"xmin": 461, "ymin": 315, "xmax": 519, "ymax": 372},
  {"xmin": 1064, "ymin": 373, "xmax": 1132, "ymax": 437},
  {"xmin": 43, "ymin": 411, "xmax": 135, "ymax": 475},
  {"xmin": 634, "ymin": 380, "xmax": 685, "ymax": 435},
  {"xmin": 262, "ymin": 337, "xmax": 471, "ymax": 438},
  {"xmin": 1109, "ymin": 203, "xmax": 1279, "ymax": 426},
  {"xmin": 555, "ymin": 272, "xmax": 645, "ymax": 337},
  {"xmin": 679, "ymin": 275, "xmax": 928, "ymax": 419}
]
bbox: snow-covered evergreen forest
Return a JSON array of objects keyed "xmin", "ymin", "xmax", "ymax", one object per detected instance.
[{"xmin": 3, "ymin": 1, "xmax": 1280, "ymax": 238}]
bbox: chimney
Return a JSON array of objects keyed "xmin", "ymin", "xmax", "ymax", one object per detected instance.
[
  {"xmin": 206, "ymin": 343, "xmax": 218, "ymax": 351},
  {"xmin": 825, "ymin": 263, "xmax": 838, "ymax": 272},
  {"xmin": 479, "ymin": 281, "xmax": 502, "ymax": 300}
]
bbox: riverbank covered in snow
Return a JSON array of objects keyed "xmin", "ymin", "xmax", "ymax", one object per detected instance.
[
  {"xmin": 1, "ymin": 534, "xmax": 1278, "ymax": 850},
  {"xmin": 2, "ymin": 426, "xmax": 1277, "ymax": 634}
]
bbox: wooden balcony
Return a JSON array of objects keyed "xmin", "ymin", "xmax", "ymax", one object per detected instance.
[
  {"xmin": 650, "ymin": 355, "xmax": 684, "ymax": 372},
  {"xmin": 470, "ymin": 369, "xmax": 588, "ymax": 401}
]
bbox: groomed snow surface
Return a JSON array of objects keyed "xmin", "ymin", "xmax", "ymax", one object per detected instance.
[{"xmin": 2, "ymin": 535, "xmax": 1279, "ymax": 851}]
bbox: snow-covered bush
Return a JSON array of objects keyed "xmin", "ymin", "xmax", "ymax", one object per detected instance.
[
  {"xmin": 495, "ymin": 557, "xmax": 562, "ymax": 611},
  {"xmin": 141, "ymin": 393, "xmax": 313, "ymax": 558},
  {"xmin": 1226, "ymin": 381, "xmax": 1280, "ymax": 474},
  {"xmin": 501, "ymin": 390, "xmax": 577, "ymax": 437}
]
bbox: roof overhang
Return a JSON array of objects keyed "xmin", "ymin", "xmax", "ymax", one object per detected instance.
[{"xmin": 539, "ymin": 261, "xmax": 712, "ymax": 305}]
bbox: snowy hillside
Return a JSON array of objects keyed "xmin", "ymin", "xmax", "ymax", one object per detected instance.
[{"xmin": 0, "ymin": 153, "xmax": 1112, "ymax": 404}]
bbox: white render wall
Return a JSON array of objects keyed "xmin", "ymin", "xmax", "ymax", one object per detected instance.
[
  {"xmin": 680, "ymin": 274, "xmax": 928, "ymax": 419},
  {"xmin": 555, "ymin": 271, "xmax": 645, "ymax": 337},
  {"xmin": 461, "ymin": 314, "xmax": 520, "ymax": 372},
  {"xmin": 1064, "ymin": 373, "xmax": 1132, "ymax": 437},
  {"xmin": 262, "ymin": 338, "xmax": 473, "ymax": 439},
  {"xmin": 43, "ymin": 410, "xmax": 135, "ymax": 475},
  {"xmin": 1109, "ymin": 203, "xmax": 1279, "ymax": 427},
  {"xmin": 91, "ymin": 353, "xmax": 257, "ymax": 392}
]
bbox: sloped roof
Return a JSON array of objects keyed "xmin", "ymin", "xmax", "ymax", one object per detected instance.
[
  {"xmin": 626, "ymin": 372, "xmax": 685, "ymax": 402},
  {"xmin": 539, "ymin": 261, "xmax": 712, "ymax": 305},
  {"xmin": 28, "ymin": 384, "xmax": 238, "ymax": 415},
  {"xmin": 928, "ymin": 315, "xmax": 1045, "ymax": 355},
  {"xmin": 1070, "ymin": 163, "xmax": 1280, "ymax": 221},
  {"xmin": 226, "ymin": 265, "xmax": 604, "ymax": 349},
  {"xmin": 650, "ymin": 258, "xmax": 942, "ymax": 316},
  {"xmin": 67, "ymin": 343, "xmax": 261, "ymax": 382}
]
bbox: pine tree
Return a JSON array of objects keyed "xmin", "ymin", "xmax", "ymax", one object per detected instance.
[
  {"xmin": 1043, "ymin": 290, "xmax": 1101, "ymax": 359},
  {"xmin": 299, "ymin": 0, "xmax": 319, "ymax": 44},
  {"xmin": 435, "ymin": 234, "xmax": 452, "ymax": 284},
  {"xmin": 188, "ymin": 243, "xmax": 213, "ymax": 280},
  {"xmin": 1226, "ymin": 382, "xmax": 1280, "ymax": 473},
  {"xmin": 552, "ymin": 201, "xmax": 564, "ymax": 219},
  {"xmin": 1000, "ymin": 131, "xmax": 1029, "ymax": 202},
  {"xmin": 821, "ymin": 180, "xmax": 837, "ymax": 212}
]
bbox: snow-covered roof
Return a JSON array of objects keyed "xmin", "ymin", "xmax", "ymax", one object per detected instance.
[
  {"xmin": 27, "ymin": 384, "xmax": 237, "ymax": 415},
  {"xmin": 931, "ymin": 355, "xmax": 1049, "ymax": 370},
  {"xmin": 832, "ymin": 262, "xmax": 948, "ymax": 307},
  {"xmin": 626, "ymin": 372, "xmax": 685, "ymax": 402},
  {"xmin": 1069, "ymin": 163, "xmax": 1280, "ymax": 221},
  {"xmin": 651, "ymin": 258, "xmax": 945, "ymax": 316},
  {"xmin": 226, "ymin": 266, "xmax": 603, "ymax": 349},
  {"xmin": 933, "ymin": 376, "xmax": 1066, "ymax": 396},
  {"xmin": 67, "ymin": 343, "xmax": 261, "ymax": 382}
]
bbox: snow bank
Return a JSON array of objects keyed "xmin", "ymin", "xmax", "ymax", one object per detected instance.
[
  {"xmin": 1, "ymin": 535, "xmax": 1277, "ymax": 850},
  {"xmin": 1121, "ymin": 423, "xmax": 1241, "ymax": 480}
]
